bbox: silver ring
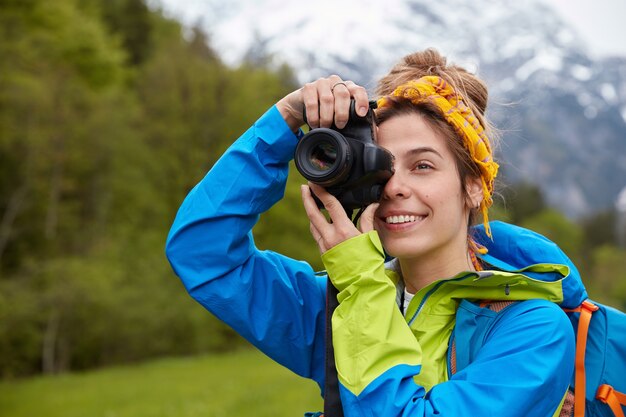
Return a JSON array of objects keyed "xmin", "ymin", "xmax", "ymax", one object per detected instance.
[{"xmin": 331, "ymin": 82, "xmax": 348, "ymax": 93}]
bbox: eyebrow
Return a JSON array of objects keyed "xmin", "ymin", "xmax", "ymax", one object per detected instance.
[{"xmin": 405, "ymin": 147, "xmax": 444, "ymax": 159}]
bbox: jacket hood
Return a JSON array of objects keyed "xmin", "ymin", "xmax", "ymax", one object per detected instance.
[{"xmin": 473, "ymin": 221, "xmax": 587, "ymax": 308}]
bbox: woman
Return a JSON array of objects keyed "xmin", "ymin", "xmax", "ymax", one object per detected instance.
[{"xmin": 166, "ymin": 49, "xmax": 584, "ymax": 416}]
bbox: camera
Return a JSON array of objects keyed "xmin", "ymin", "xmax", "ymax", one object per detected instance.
[{"xmin": 294, "ymin": 100, "xmax": 394, "ymax": 211}]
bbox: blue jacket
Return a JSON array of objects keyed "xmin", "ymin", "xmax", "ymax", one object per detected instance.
[{"xmin": 166, "ymin": 106, "xmax": 583, "ymax": 417}]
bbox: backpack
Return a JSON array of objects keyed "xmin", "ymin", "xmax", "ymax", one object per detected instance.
[{"xmin": 451, "ymin": 299, "xmax": 626, "ymax": 417}]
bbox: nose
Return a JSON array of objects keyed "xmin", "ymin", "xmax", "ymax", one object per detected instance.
[{"xmin": 383, "ymin": 171, "xmax": 411, "ymax": 200}]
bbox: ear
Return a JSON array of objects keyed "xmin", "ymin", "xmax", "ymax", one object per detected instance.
[{"xmin": 465, "ymin": 176, "xmax": 483, "ymax": 209}]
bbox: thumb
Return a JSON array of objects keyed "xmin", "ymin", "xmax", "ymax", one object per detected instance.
[{"xmin": 358, "ymin": 203, "xmax": 379, "ymax": 233}]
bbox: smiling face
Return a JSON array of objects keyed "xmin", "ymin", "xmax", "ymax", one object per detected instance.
[{"xmin": 374, "ymin": 112, "xmax": 483, "ymax": 275}]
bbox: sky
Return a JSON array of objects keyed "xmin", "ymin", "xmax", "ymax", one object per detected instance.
[
  {"xmin": 154, "ymin": 0, "xmax": 626, "ymax": 59},
  {"xmin": 545, "ymin": 0, "xmax": 626, "ymax": 58}
]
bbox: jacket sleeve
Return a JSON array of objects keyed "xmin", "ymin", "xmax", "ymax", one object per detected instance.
[
  {"xmin": 321, "ymin": 231, "xmax": 575, "ymax": 417},
  {"xmin": 165, "ymin": 106, "xmax": 326, "ymax": 390}
]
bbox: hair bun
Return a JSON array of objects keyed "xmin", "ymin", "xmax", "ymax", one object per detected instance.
[{"xmin": 376, "ymin": 48, "xmax": 488, "ymax": 117}]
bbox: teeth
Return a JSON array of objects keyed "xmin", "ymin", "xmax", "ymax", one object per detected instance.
[{"xmin": 385, "ymin": 215, "xmax": 420, "ymax": 224}]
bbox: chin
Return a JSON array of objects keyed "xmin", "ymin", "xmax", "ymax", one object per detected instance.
[{"xmin": 380, "ymin": 236, "xmax": 426, "ymax": 260}]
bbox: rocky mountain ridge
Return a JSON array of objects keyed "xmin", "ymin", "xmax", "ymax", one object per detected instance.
[{"xmin": 159, "ymin": 0, "xmax": 626, "ymax": 217}]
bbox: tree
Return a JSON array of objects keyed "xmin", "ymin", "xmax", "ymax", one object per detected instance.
[
  {"xmin": 0, "ymin": 0, "xmax": 303, "ymax": 376},
  {"xmin": 497, "ymin": 182, "xmax": 546, "ymax": 224},
  {"xmin": 0, "ymin": 0, "xmax": 126, "ymax": 271},
  {"xmin": 581, "ymin": 209, "xmax": 617, "ymax": 249},
  {"xmin": 586, "ymin": 245, "xmax": 626, "ymax": 309}
]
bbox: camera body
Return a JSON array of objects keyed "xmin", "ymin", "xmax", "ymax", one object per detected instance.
[{"xmin": 294, "ymin": 100, "xmax": 394, "ymax": 211}]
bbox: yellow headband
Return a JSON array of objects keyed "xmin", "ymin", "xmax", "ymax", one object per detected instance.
[{"xmin": 377, "ymin": 75, "xmax": 499, "ymax": 238}]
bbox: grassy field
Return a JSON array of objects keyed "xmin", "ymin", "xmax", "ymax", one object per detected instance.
[{"xmin": 0, "ymin": 349, "xmax": 323, "ymax": 417}]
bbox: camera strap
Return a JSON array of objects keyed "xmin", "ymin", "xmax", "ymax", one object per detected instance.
[
  {"xmin": 324, "ymin": 277, "xmax": 344, "ymax": 417},
  {"xmin": 323, "ymin": 210, "xmax": 365, "ymax": 417}
]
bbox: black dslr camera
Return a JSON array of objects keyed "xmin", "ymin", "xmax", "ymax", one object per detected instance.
[{"xmin": 294, "ymin": 100, "xmax": 394, "ymax": 211}]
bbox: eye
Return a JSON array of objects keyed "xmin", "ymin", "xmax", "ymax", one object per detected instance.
[{"xmin": 413, "ymin": 161, "xmax": 434, "ymax": 171}]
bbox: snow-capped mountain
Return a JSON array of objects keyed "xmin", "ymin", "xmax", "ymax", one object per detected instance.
[{"xmin": 158, "ymin": 0, "xmax": 626, "ymax": 217}]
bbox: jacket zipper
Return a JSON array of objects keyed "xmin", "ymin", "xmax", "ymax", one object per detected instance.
[{"xmin": 406, "ymin": 273, "xmax": 476, "ymax": 326}]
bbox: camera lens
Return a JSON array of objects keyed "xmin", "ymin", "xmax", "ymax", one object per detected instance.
[
  {"xmin": 310, "ymin": 142, "xmax": 337, "ymax": 171},
  {"xmin": 294, "ymin": 129, "xmax": 351, "ymax": 186}
]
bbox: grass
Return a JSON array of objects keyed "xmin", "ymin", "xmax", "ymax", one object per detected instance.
[{"xmin": 0, "ymin": 349, "xmax": 323, "ymax": 417}]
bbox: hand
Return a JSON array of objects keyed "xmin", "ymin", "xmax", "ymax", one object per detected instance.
[
  {"xmin": 301, "ymin": 182, "xmax": 378, "ymax": 254},
  {"xmin": 276, "ymin": 75, "xmax": 369, "ymax": 132}
]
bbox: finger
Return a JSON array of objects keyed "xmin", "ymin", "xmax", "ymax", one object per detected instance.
[
  {"xmin": 317, "ymin": 78, "xmax": 335, "ymax": 128},
  {"xmin": 301, "ymin": 184, "xmax": 332, "ymax": 235},
  {"xmin": 309, "ymin": 222, "xmax": 327, "ymax": 253},
  {"xmin": 302, "ymin": 82, "xmax": 321, "ymax": 128},
  {"xmin": 358, "ymin": 203, "xmax": 379, "ymax": 233},
  {"xmin": 331, "ymin": 81, "xmax": 351, "ymax": 129},
  {"xmin": 308, "ymin": 183, "xmax": 350, "ymax": 226},
  {"xmin": 309, "ymin": 222, "xmax": 321, "ymax": 241},
  {"xmin": 344, "ymin": 81, "xmax": 370, "ymax": 117}
]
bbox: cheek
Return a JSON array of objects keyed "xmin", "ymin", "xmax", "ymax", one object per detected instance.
[{"xmin": 428, "ymin": 181, "xmax": 465, "ymax": 211}]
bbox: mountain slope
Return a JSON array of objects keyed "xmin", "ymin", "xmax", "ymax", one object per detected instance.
[{"xmin": 158, "ymin": 0, "xmax": 626, "ymax": 217}]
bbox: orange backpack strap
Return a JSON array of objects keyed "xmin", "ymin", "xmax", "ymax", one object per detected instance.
[
  {"xmin": 450, "ymin": 336, "xmax": 457, "ymax": 375},
  {"xmin": 479, "ymin": 300, "xmax": 516, "ymax": 312},
  {"xmin": 563, "ymin": 300, "xmax": 600, "ymax": 417},
  {"xmin": 596, "ymin": 385, "xmax": 626, "ymax": 417},
  {"xmin": 451, "ymin": 298, "xmax": 625, "ymax": 417}
]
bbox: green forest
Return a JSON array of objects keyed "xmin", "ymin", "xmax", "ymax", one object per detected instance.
[{"xmin": 1, "ymin": 0, "xmax": 625, "ymax": 379}]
